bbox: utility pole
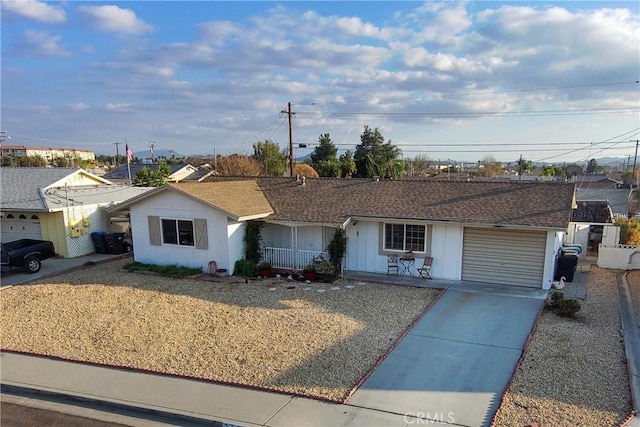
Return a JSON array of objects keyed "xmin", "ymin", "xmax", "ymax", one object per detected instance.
[
  {"xmin": 518, "ymin": 154, "xmax": 523, "ymax": 181},
  {"xmin": 631, "ymin": 140, "xmax": 639, "ymax": 187},
  {"xmin": 148, "ymin": 141, "xmax": 156, "ymax": 163},
  {"xmin": 281, "ymin": 102, "xmax": 295, "ymax": 177},
  {"xmin": 113, "ymin": 142, "xmax": 122, "ymax": 166}
]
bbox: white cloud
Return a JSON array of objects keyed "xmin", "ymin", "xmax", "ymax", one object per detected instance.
[
  {"xmin": 1, "ymin": 0, "xmax": 65, "ymax": 23},
  {"xmin": 76, "ymin": 5, "xmax": 153, "ymax": 36},
  {"xmin": 17, "ymin": 29, "xmax": 70, "ymax": 57},
  {"xmin": 68, "ymin": 103, "xmax": 90, "ymax": 111},
  {"xmin": 104, "ymin": 103, "xmax": 133, "ymax": 111}
]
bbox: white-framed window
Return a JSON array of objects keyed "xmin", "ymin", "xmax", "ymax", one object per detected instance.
[
  {"xmin": 161, "ymin": 218, "xmax": 194, "ymax": 246},
  {"xmin": 384, "ymin": 223, "xmax": 426, "ymax": 253}
]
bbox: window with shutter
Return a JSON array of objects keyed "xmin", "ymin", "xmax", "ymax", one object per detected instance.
[
  {"xmin": 194, "ymin": 218, "xmax": 208, "ymax": 250},
  {"xmin": 148, "ymin": 216, "xmax": 161, "ymax": 245}
]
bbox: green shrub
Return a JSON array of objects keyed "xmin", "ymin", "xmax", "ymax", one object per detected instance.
[
  {"xmin": 556, "ymin": 299, "xmax": 581, "ymax": 318},
  {"xmin": 233, "ymin": 259, "xmax": 256, "ymax": 277},
  {"xmin": 124, "ymin": 262, "xmax": 201, "ymax": 278},
  {"xmin": 548, "ymin": 291, "xmax": 564, "ymax": 308}
]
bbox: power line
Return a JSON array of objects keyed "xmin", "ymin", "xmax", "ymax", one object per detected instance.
[{"xmin": 533, "ymin": 129, "xmax": 640, "ymax": 163}]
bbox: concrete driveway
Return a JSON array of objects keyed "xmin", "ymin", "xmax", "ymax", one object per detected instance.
[
  {"xmin": 1, "ymin": 253, "xmax": 130, "ymax": 288},
  {"xmin": 347, "ymin": 282, "xmax": 546, "ymax": 427}
]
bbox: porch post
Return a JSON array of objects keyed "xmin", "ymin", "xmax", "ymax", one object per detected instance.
[{"xmin": 291, "ymin": 225, "xmax": 298, "ymax": 270}]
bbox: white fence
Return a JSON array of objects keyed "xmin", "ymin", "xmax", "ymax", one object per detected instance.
[
  {"xmin": 262, "ymin": 247, "xmax": 328, "ymax": 270},
  {"xmin": 597, "ymin": 245, "xmax": 640, "ymax": 270}
]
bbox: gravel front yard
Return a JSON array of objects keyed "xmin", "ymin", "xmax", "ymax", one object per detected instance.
[
  {"xmin": 0, "ymin": 258, "xmax": 438, "ymax": 402},
  {"xmin": 494, "ymin": 266, "xmax": 633, "ymax": 426}
]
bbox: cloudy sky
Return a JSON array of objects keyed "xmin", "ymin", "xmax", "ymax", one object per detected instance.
[{"xmin": 2, "ymin": 1, "xmax": 639, "ymax": 163}]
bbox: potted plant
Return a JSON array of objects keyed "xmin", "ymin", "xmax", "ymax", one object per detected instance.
[
  {"xmin": 310, "ymin": 255, "xmax": 335, "ymax": 283},
  {"xmin": 302, "ymin": 263, "xmax": 317, "ymax": 281},
  {"xmin": 257, "ymin": 261, "xmax": 272, "ymax": 277}
]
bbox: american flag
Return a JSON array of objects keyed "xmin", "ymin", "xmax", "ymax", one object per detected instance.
[{"xmin": 126, "ymin": 144, "xmax": 133, "ymax": 163}]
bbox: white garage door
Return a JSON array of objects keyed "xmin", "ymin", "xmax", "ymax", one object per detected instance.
[
  {"xmin": 462, "ymin": 227, "xmax": 546, "ymax": 288},
  {"xmin": 1, "ymin": 213, "xmax": 42, "ymax": 242}
]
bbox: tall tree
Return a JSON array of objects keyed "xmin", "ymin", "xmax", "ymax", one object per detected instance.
[
  {"xmin": 477, "ymin": 155, "xmax": 503, "ymax": 177},
  {"xmin": 134, "ymin": 160, "xmax": 171, "ymax": 186},
  {"xmin": 407, "ymin": 154, "xmax": 432, "ymax": 177},
  {"xmin": 310, "ymin": 133, "xmax": 337, "ymax": 166},
  {"xmin": 216, "ymin": 155, "xmax": 262, "ymax": 176},
  {"xmin": 353, "ymin": 126, "xmax": 403, "ymax": 178},
  {"xmin": 339, "ymin": 150, "xmax": 356, "ymax": 178},
  {"xmin": 253, "ymin": 139, "xmax": 288, "ymax": 177},
  {"xmin": 292, "ymin": 163, "xmax": 319, "ymax": 178},
  {"xmin": 586, "ymin": 158, "xmax": 598, "ymax": 174},
  {"xmin": 317, "ymin": 159, "xmax": 342, "ymax": 178},
  {"xmin": 516, "ymin": 157, "xmax": 533, "ymax": 175}
]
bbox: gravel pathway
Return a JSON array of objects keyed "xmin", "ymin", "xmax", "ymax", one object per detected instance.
[
  {"xmin": 493, "ymin": 267, "xmax": 632, "ymax": 426},
  {"xmin": 0, "ymin": 258, "xmax": 438, "ymax": 402}
]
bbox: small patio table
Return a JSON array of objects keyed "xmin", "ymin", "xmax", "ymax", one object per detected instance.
[{"xmin": 399, "ymin": 257, "xmax": 415, "ymax": 277}]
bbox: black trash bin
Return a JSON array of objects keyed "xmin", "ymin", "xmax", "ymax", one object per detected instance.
[
  {"xmin": 555, "ymin": 254, "xmax": 578, "ymax": 282},
  {"xmin": 105, "ymin": 232, "xmax": 126, "ymax": 254},
  {"xmin": 91, "ymin": 231, "xmax": 108, "ymax": 254}
]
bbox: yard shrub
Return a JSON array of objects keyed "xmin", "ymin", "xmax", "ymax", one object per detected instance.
[
  {"xmin": 548, "ymin": 291, "xmax": 564, "ymax": 308},
  {"xmin": 244, "ymin": 220, "xmax": 265, "ymax": 264},
  {"xmin": 615, "ymin": 218, "xmax": 640, "ymax": 245},
  {"xmin": 124, "ymin": 262, "xmax": 202, "ymax": 278},
  {"xmin": 327, "ymin": 227, "xmax": 348, "ymax": 276},
  {"xmin": 233, "ymin": 259, "xmax": 256, "ymax": 277},
  {"xmin": 546, "ymin": 290, "xmax": 581, "ymax": 318},
  {"xmin": 556, "ymin": 299, "xmax": 582, "ymax": 318}
]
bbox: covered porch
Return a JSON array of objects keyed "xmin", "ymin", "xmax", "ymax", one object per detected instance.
[
  {"xmin": 262, "ymin": 247, "xmax": 328, "ymax": 271},
  {"xmin": 260, "ymin": 222, "xmax": 337, "ymax": 271}
]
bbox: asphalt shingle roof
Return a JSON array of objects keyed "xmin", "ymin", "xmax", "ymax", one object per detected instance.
[
  {"xmin": 201, "ymin": 177, "xmax": 574, "ymax": 229},
  {"xmin": 167, "ymin": 181, "xmax": 273, "ymax": 220},
  {"xmin": 1, "ymin": 168, "xmax": 85, "ymax": 210}
]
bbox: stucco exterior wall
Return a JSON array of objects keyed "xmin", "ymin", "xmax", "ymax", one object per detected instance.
[
  {"xmin": 598, "ymin": 245, "xmax": 640, "ymax": 270},
  {"xmin": 227, "ymin": 221, "xmax": 244, "ymax": 274},
  {"xmin": 129, "ymin": 191, "xmax": 229, "ymax": 272}
]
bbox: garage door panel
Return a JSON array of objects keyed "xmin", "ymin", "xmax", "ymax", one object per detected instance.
[
  {"xmin": 1, "ymin": 213, "xmax": 42, "ymax": 242},
  {"xmin": 462, "ymin": 228, "xmax": 546, "ymax": 288}
]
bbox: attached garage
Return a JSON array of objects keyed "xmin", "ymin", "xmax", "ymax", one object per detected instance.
[
  {"xmin": 462, "ymin": 227, "xmax": 547, "ymax": 288},
  {"xmin": 1, "ymin": 212, "xmax": 42, "ymax": 241}
]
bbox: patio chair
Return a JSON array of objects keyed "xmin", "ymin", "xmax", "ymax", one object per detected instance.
[
  {"xmin": 417, "ymin": 257, "xmax": 433, "ymax": 279},
  {"xmin": 387, "ymin": 254, "xmax": 399, "ymax": 275}
]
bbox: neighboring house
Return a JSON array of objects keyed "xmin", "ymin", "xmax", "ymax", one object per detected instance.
[
  {"xmin": 575, "ymin": 187, "xmax": 631, "ymax": 218},
  {"xmin": 0, "ymin": 145, "xmax": 95, "ymax": 161},
  {"xmin": 566, "ymin": 186, "xmax": 630, "ymax": 255},
  {"xmin": 110, "ymin": 177, "xmax": 576, "ymax": 290},
  {"xmin": 103, "ymin": 163, "xmax": 204, "ymax": 183},
  {"xmin": 0, "ymin": 167, "xmax": 151, "ymax": 257},
  {"xmin": 571, "ymin": 173, "xmax": 622, "ymax": 189}
]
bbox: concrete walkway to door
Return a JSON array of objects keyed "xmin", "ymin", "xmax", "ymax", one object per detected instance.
[{"xmin": 346, "ymin": 277, "xmax": 547, "ymax": 427}]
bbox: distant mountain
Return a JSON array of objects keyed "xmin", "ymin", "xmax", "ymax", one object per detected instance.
[{"xmin": 133, "ymin": 149, "xmax": 184, "ymax": 159}]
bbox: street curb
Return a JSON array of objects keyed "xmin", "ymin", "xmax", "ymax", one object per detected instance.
[
  {"xmin": 1, "ymin": 383, "xmax": 235, "ymax": 426},
  {"xmin": 618, "ymin": 272, "xmax": 640, "ymax": 425}
]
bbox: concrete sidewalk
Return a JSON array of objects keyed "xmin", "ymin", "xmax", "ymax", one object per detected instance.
[{"xmin": 1, "ymin": 279, "xmax": 547, "ymax": 427}]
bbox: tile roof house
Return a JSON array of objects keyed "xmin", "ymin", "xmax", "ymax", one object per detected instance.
[
  {"xmin": 111, "ymin": 177, "xmax": 576, "ymax": 290},
  {"xmin": 1, "ymin": 167, "xmax": 152, "ymax": 257}
]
